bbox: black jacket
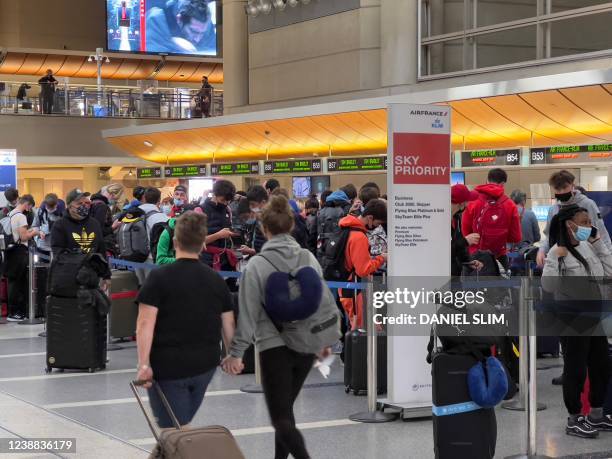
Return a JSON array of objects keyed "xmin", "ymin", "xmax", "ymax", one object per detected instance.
[
  {"xmin": 201, "ymin": 198, "xmax": 232, "ymax": 248},
  {"xmin": 451, "ymin": 212, "xmax": 470, "ymax": 278},
  {"xmin": 89, "ymin": 193, "xmax": 113, "ymax": 237},
  {"xmin": 50, "ymin": 214, "xmax": 111, "ymax": 279}
]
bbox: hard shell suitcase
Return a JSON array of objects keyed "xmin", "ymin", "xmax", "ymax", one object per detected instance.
[
  {"xmin": 432, "ymin": 352, "xmax": 496, "ymax": 459},
  {"xmin": 343, "ymin": 329, "xmax": 387, "ymax": 395},
  {"xmin": 131, "ymin": 380, "xmax": 246, "ymax": 459},
  {"xmin": 110, "ymin": 270, "xmax": 139, "ymax": 339},
  {"xmin": 46, "ymin": 295, "xmax": 107, "ymax": 373}
]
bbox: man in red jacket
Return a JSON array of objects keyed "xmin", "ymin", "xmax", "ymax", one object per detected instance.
[
  {"xmin": 339, "ymin": 199, "xmax": 387, "ymax": 329},
  {"xmin": 461, "ymin": 168, "xmax": 521, "ymax": 270}
]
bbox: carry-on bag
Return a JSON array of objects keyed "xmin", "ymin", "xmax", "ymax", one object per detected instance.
[
  {"xmin": 130, "ymin": 380, "xmax": 246, "ymax": 459},
  {"xmin": 432, "ymin": 352, "xmax": 497, "ymax": 459},
  {"xmin": 110, "ymin": 270, "xmax": 139, "ymax": 339},
  {"xmin": 343, "ymin": 329, "xmax": 387, "ymax": 395},
  {"xmin": 46, "ymin": 295, "xmax": 107, "ymax": 373}
]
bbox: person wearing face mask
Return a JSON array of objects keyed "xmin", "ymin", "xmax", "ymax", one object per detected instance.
[
  {"xmin": 338, "ymin": 199, "xmax": 387, "ymax": 329},
  {"xmin": 4, "ymin": 195, "xmax": 41, "ymax": 321},
  {"xmin": 542, "ymin": 204, "xmax": 612, "ymax": 438},
  {"xmin": 537, "ymin": 170, "xmax": 612, "ymax": 267},
  {"xmin": 451, "ymin": 185, "xmax": 483, "ymax": 278},
  {"xmin": 169, "ymin": 185, "xmax": 188, "ymax": 217},
  {"xmin": 32, "ymin": 193, "xmax": 63, "ymax": 258},
  {"xmin": 242, "ymin": 185, "xmax": 268, "ymax": 257},
  {"xmin": 50, "ymin": 189, "xmax": 111, "ymax": 288}
]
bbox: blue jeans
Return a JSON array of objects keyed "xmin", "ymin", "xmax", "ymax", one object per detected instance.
[{"xmin": 148, "ymin": 368, "xmax": 216, "ymax": 428}]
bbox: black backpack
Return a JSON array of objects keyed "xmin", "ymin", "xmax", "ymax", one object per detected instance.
[
  {"xmin": 152, "ymin": 223, "xmax": 174, "ymax": 263},
  {"xmin": 316, "ymin": 204, "xmax": 349, "ymax": 263},
  {"xmin": 321, "ymin": 227, "xmax": 364, "ymax": 282}
]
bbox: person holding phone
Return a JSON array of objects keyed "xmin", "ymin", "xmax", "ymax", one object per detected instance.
[
  {"xmin": 542, "ymin": 204, "xmax": 612, "ymax": 438},
  {"xmin": 451, "ymin": 184, "xmax": 483, "ymax": 277}
]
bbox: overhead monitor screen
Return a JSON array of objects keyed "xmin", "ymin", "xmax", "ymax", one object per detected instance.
[
  {"xmin": 292, "ymin": 177, "xmax": 312, "ymax": 199},
  {"xmin": 311, "ymin": 176, "xmax": 331, "ymax": 195},
  {"xmin": 106, "ymin": 0, "xmax": 218, "ymax": 56}
]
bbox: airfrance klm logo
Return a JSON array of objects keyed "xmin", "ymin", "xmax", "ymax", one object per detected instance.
[{"xmin": 432, "ymin": 119, "xmax": 444, "ymax": 129}]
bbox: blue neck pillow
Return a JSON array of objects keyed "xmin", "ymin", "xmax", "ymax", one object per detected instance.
[
  {"xmin": 264, "ymin": 266, "xmax": 323, "ymax": 322},
  {"xmin": 468, "ymin": 356, "xmax": 509, "ymax": 408}
]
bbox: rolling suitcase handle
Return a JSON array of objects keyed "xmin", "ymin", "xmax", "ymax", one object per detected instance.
[{"xmin": 130, "ymin": 380, "xmax": 182, "ymax": 441}]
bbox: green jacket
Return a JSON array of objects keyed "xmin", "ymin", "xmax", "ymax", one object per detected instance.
[{"xmin": 156, "ymin": 218, "xmax": 176, "ymax": 265}]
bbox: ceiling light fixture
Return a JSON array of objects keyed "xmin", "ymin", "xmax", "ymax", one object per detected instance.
[
  {"xmin": 257, "ymin": 0, "xmax": 272, "ymax": 15},
  {"xmin": 271, "ymin": 0, "xmax": 287, "ymax": 10},
  {"xmin": 128, "ymin": 169, "xmax": 133, "ymax": 176},
  {"xmin": 144, "ymin": 140, "xmax": 154, "ymax": 147},
  {"xmin": 245, "ymin": 0, "xmax": 259, "ymax": 16}
]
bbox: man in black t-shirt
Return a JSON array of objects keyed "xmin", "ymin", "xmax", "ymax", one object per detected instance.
[{"xmin": 136, "ymin": 211, "xmax": 235, "ymax": 428}]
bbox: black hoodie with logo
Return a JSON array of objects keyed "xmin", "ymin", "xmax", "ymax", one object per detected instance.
[{"xmin": 50, "ymin": 214, "xmax": 110, "ymax": 279}]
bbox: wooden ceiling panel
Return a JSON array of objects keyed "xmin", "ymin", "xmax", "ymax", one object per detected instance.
[
  {"xmin": 155, "ymin": 61, "xmax": 182, "ymax": 81},
  {"xmin": 130, "ymin": 60, "xmax": 156, "ymax": 80},
  {"xmin": 173, "ymin": 62, "xmax": 200, "ymax": 82},
  {"xmin": 520, "ymin": 90, "xmax": 612, "ymax": 142},
  {"xmin": 560, "ymin": 85, "xmax": 612, "ymax": 126},
  {"xmin": 40, "ymin": 55, "xmax": 66, "ymax": 75},
  {"xmin": 57, "ymin": 56, "xmax": 86, "ymax": 77},
  {"xmin": 112, "ymin": 60, "xmax": 140, "ymax": 79},
  {"xmin": 16, "ymin": 54, "xmax": 46, "ymax": 75},
  {"xmin": 0, "ymin": 52, "xmax": 27, "ymax": 73},
  {"xmin": 0, "ymin": 51, "xmax": 223, "ymax": 83}
]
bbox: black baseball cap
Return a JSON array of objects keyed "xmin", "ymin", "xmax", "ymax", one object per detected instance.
[
  {"xmin": 133, "ymin": 186, "xmax": 146, "ymax": 200},
  {"xmin": 174, "ymin": 185, "xmax": 187, "ymax": 193},
  {"xmin": 66, "ymin": 188, "xmax": 91, "ymax": 206}
]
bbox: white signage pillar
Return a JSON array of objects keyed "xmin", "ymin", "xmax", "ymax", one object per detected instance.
[{"xmin": 386, "ymin": 104, "xmax": 451, "ymax": 408}]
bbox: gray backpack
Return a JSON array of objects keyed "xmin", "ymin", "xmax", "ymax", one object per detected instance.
[
  {"xmin": 259, "ymin": 249, "xmax": 341, "ymax": 355},
  {"xmin": 117, "ymin": 210, "xmax": 158, "ymax": 263}
]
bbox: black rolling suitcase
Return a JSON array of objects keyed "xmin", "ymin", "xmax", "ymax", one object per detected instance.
[
  {"xmin": 344, "ymin": 329, "xmax": 387, "ymax": 395},
  {"xmin": 46, "ymin": 296, "xmax": 107, "ymax": 373},
  {"xmin": 432, "ymin": 352, "xmax": 496, "ymax": 459}
]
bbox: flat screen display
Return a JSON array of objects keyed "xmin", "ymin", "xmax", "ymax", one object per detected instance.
[
  {"xmin": 106, "ymin": 0, "xmax": 218, "ymax": 56},
  {"xmin": 292, "ymin": 177, "xmax": 312, "ymax": 199},
  {"xmin": 451, "ymin": 171, "xmax": 465, "ymax": 185},
  {"xmin": 311, "ymin": 176, "xmax": 330, "ymax": 195}
]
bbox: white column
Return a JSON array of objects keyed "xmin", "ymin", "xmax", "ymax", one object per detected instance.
[
  {"xmin": 380, "ymin": 0, "xmax": 418, "ymax": 87},
  {"xmin": 223, "ymin": 0, "xmax": 249, "ymax": 112}
]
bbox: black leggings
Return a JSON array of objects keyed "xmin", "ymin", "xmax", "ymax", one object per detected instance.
[
  {"xmin": 259, "ymin": 346, "xmax": 315, "ymax": 459},
  {"xmin": 562, "ymin": 335, "xmax": 609, "ymax": 415}
]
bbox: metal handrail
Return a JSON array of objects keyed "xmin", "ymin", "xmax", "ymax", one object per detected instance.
[{"xmin": 0, "ymin": 82, "xmax": 223, "ymax": 119}]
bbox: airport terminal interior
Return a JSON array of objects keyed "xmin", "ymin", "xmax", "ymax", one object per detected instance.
[{"xmin": 0, "ymin": 0, "xmax": 612, "ymax": 458}]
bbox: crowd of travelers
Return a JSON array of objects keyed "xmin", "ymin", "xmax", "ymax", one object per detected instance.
[{"xmin": 2, "ymin": 165, "xmax": 611, "ymax": 453}]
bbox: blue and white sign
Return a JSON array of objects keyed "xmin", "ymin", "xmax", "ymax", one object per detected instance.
[
  {"xmin": 532, "ymin": 205, "xmax": 551, "ymax": 222},
  {"xmin": 0, "ymin": 150, "xmax": 17, "ymax": 207}
]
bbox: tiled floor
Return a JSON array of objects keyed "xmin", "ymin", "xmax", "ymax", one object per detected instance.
[{"xmin": 0, "ymin": 323, "xmax": 611, "ymax": 458}]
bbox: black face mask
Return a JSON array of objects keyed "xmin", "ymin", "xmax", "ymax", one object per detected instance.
[{"xmin": 555, "ymin": 192, "xmax": 573, "ymax": 202}]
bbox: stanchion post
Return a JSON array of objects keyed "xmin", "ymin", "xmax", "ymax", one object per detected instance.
[
  {"xmin": 502, "ymin": 269, "xmax": 545, "ymax": 413},
  {"xmin": 349, "ymin": 276, "xmax": 397, "ymax": 423},
  {"xmin": 505, "ymin": 264, "xmax": 551, "ymax": 459},
  {"xmin": 18, "ymin": 246, "xmax": 44, "ymax": 325}
]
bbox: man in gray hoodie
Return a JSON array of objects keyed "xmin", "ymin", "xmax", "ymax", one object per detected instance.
[{"xmin": 537, "ymin": 170, "xmax": 611, "ymax": 267}]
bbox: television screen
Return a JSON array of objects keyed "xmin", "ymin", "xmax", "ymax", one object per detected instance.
[
  {"xmin": 106, "ymin": 0, "xmax": 218, "ymax": 56},
  {"xmin": 311, "ymin": 176, "xmax": 330, "ymax": 195},
  {"xmin": 451, "ymin": 171, "xmax": 465, "ymax": 185},
  {"xmin": 292, "ymin": 177, "xmax": 312, "ymax": 199}
]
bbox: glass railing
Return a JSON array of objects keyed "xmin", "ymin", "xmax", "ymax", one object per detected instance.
[{"xmin": 0, "ymin": 83, "xmax": 223, "ymax": 119}]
